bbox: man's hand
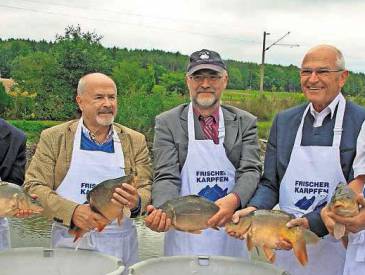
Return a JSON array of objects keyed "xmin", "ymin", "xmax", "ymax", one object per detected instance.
[
  {"xmin": 286, "ymin": 217, "xmax": 309, "ymax": 229},
  {"xmin": 112, "ymin": 183, "xmax": 139, "ymax": 210},
  {"xmin": 14, "ymin": 194, "xmax": 43, "ymax": 218},
  {"xmin": 208, "ymin": 193, "xmax": 240, "ymax": 228},
  {"xmin": 328, "ymin": 194, "xmax": 365, "ymax": 234},
  {"xmin": 71, "ymin": 204, "xmax": 109, "ymax": 231},
  {"xmin": 321, "ymin": 205, "xmax": 336, "ymax": 235},
  {"xmin": 144, "ymin": 205, "xmax": 171, "ymax": 232},
  {"xmin": 226, "ymin": 206, "xmax": 256, "ymax": 239},
  {"xmin": 275, "ymin": 217, "xmax": 310, "ymax": 250}
]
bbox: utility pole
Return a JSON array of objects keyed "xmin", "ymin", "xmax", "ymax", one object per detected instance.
[
  {"xmin": 259, "ymin": 31, "xmax": 269, "ymax": 92},
  {"xmin": 259, "ymin": 31, "xmax": 299, "ymax": 92}
]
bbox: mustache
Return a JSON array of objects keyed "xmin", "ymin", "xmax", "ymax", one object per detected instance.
[
  {"xmin": 196, "ymin": 88, "xmax": 216, "ymax": 93},
  {"xmin": 98, "ymin": 108, "xmax": 114, "ymax": 114}
]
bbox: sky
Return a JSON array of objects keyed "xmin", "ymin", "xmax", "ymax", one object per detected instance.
[{"xmin": 1, "ymin": 0, "xmax": 365, "ymax": 73}]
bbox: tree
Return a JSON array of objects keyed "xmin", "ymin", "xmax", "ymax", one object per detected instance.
[
  {"xmin": 159, "ymin": 72, "xmax": 186, "ymax": 95},
  {"xmin": 0, "ymin": 83, "xmax": 12, "ymax": 115},
  {"xmin": 112, "ymin": 61, "xmax": 155, "ymax": 95}
]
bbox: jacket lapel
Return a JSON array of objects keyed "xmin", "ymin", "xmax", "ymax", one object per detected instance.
[
  {"xmin": 65, "ymin": 120, "xmax": 78, "ymax": 168},
  {"xmin": 222, "ymin": 107, "xmax": 238, "ymax": 156}
]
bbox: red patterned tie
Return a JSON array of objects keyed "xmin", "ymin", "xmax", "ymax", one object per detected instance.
[{"xmin": 202, "ymin": 116, "xmax": 218, "ymax": 144}]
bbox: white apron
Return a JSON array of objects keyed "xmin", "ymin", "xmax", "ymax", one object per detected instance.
[
  {"xmin": 0, "ymin": 217, "xmax": 10, "ymax": 251},
  {"xmin": 275, "ymin": 96, "xmax": 347, "ymax": 275},
  {"xmin": 343, "ymin": 228, "xmax": 365, "ymax": 274},
  {"xmin": 164, "ymin": 103, "xmax": 248, "ymax": 258},
  {"xmin": 51, "ymin": 119, "xmax": 138, "ymax": 273}
]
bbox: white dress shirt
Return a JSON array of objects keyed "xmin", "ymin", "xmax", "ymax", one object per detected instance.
[{"xmin": 309, "ymin": 93, "xmax": 342, "ymax": 127}]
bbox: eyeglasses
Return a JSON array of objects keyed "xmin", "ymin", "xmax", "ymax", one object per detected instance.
[
  {"xmin": 189, "ymin": 74, "xmax": 223, "ymax": 83},
  {"xmin": 300, "ymin": 68, "xmax": 343, "ymax": 77}
]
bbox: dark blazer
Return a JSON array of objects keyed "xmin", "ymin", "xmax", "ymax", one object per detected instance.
[
  {"xmin": 0, "ymin": 118, "xmax": 26, "ymax": 185},
  {"xmin": 248, "ymin": 100, "xmax": 365, "ymax": 237},
  {"xmin": 152, "ymin": 103, "xmax": 262, "ymax": 207}
]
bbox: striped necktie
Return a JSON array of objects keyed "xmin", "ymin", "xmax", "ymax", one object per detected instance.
[{"xmin": 202, "ymin": 116, "xmax": 218, "ymax": 144}]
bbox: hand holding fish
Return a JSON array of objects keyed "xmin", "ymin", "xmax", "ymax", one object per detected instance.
[
  {"xmin": 320, "ymin": 205, "xmax": 336, "ymax": 235},
  {"xmin": 144, "ymin": 205, "xmax": 172, "ymax": 232},
  {"xmin": 71, "ymin": 204, "xmax": 109, "ymax": 231},
  {"xmin": 226, "ymin": 206, "xmax": 256, "ymax": 239},
  {"xmin": 208, "ymin": 193, "xmax": 240, "ymax": 227},
  {"xmin": 112, "ymin": 183, "xmax": 139, "ymax": 210},
  {"xmin": 13, "ymin": 194, "xmax": 42, "ymax": 218},
  {"xmin": 328, "ymin": 193, "xmax": 365, "ymax": 234}
]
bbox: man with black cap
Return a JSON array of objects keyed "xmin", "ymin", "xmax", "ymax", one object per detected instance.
[{"xmin": 145, "ymin": 49, "xmax": 261, "ymax": 257}]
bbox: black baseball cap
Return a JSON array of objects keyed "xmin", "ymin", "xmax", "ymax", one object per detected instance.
[{"xmin": 187, "ymin": 49, "xmax": 227, "ymax": 75}]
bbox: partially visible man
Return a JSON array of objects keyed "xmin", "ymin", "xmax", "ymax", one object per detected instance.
[
  {"xmin": 229, "ymin": 45, "xmax": 365, "ymax": 275},
  {"xmin": 24, "ymin": 73, "xmax": 152, "ymax": 272},
  {"xmin": 323, "ymin": 122, "xmax": 365, "ymax": 275},
  {"xmin": 0, "ymin": 118, "xmax": 27, "ymax": 250},
  {"xmin": 145, "ymin": 49, "xmax": 261, "ymax": 257}
]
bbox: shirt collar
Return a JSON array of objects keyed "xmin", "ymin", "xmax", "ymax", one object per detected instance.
[
  {"xmin": 309, "ymin": 92, "xmax": 343, "ymax": 120},
  {"xmin": 81, "ymin": 122, "xmax": 114, "ymax": 145},
  {"xmin": 193, "ymin": 105, "xmax": 219, "ymax": 123}
]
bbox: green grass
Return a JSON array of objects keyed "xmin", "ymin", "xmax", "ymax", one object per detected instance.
[{"xmin": 8, "ymin": 90, "xmax": 365, "ymax": 144}]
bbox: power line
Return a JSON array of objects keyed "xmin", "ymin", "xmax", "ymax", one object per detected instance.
[{"xmin": 1, "ymin": 1, "xmax": 259, "ymax": 45}]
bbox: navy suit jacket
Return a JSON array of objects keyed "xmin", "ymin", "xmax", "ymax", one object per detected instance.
[
  {"xmin": 249, "ymin": 100, "xmax": 365, "ymax": 237},
  {"xmin": 0, "ymin": 119, "xmax": 26, "ymax": 185}
]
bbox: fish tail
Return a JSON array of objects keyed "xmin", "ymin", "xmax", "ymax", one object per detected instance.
[
  {"xmin": 293, "ymin": 238, "xmax": 308, "ymax": 266},
  {"xmin": 303, "ymin": 229, "xmax": 320, "ymax": 244},
  {"xmin": 68, "ymin": 228, "xmax": 85, "ymax": 242}
]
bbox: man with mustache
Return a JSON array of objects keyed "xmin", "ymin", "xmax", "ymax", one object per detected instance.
[
  {"xmin": 145, "ymin": 49, "xmax": 261, "ymax": 257},
  {"xmin": 24, "ymin": 73, "xmax": 152, "ymax": 273},
  {"xmin": 228, "ymin": 45, "xmax": 365, "ymax": 275}
]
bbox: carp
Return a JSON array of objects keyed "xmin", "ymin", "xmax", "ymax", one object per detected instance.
[
  {"xmin": 225, "ymin": 209, "xmax": 319, "ymax": 266},
  {"xmin": 159, "ymin": 195, "xmax": 219, "ymax": 234},
  {"xmin": 70, "ymin": 174, "xmax": 136, "ymax": 241},
  {"xmin": 0, "ymin": 181, "xmax": 43, "ymax": 217},
  {"xmin": 328, "ymin": 182, "xmax": 359, "ymax": 239}
]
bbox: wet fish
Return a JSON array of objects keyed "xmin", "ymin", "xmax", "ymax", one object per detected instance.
[
  {"xmin": 225, "ymin": 209, "xmax": 319, "ymax": 266},
  {"xmin": 328, "ymin": 182, "xmax": 359, "ymax": 239},
  {"xmin": 159, "ymin": 195, "xmax": 219, "ymax": 234},
  {"xmin": 0, "ymin": 181, "xmax": 43, "ymax": 217},
  {"xmin": 70, "ymin": 174, "xmax": 136, "ymax": 240}
]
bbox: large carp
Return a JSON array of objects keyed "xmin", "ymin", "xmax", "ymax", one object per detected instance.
[
  {"xmin": 70, "ymin": 174, "xmax": 136, "ymax": 240},
  {"xmin": 225, "ymin": 209, "xmax": 319, "ymax": 266},
  {"xmin": 0, "ymin": 181, "xmax": 43, "ymax": 217},
  {"xmin": 159, "ymin": 195, "xmax": 219, "ymax": 233},
  {"xmin": 328, "ymin": 182, "xmax": 359, "ymax": 239}
]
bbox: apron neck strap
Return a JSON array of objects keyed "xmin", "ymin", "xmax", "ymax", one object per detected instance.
[
  {"xmin": 294, "ymin": 93, "xmax": 346, "ymax": 147},
  {"xmin": 187, "ymin": 103, "xmax": 225, "ymax": 143}
]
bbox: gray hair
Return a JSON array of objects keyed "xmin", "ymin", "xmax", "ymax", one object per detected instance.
[
  {"xmin": 77, "ymin": 77, "xmax": 86, "ymax": 96},
  {"xmin": 335, "ymin": 49, "xmax": 345, "ymax": 70}
]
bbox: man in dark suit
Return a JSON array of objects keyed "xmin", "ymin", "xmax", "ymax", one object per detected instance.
[
  {"xmin": 0, "ymin": 118, "xmax": 27, "ymax": 250},
  {"xmin": 0, "ymin": 118, "xmax": 26, "ymax": 185},
  {"xmin": 145, "ymin": 49, "xmax": 261, "ymax": 257},
  {"xmin": 228, "ymin": 45, "xmax": 365, "ymax": 275}
]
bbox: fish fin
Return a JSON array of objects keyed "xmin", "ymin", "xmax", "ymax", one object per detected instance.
[
  {"xmin": 341, "ymin": 236, "xmax": 348, "ymax": 248},
  {"xmin": 117, "ymin": 213, "xmax": 124, "ymax": 225},
  {"xmin": 303, "ymin": 229, "xmax": 320, "ymax": 245},
  {"xmin": 334, "ymin": 223, "xmax": 346, "ymax": 240},
  {"xmin": 69, "ymin": 228, "xmax": 86, "ymax": 243},
  {"xmin": 246, "ymin": 234, "xmax": 254, "ymax": 251},
  {"xmin": 262, "ymin": 245, "xmax": 276, "ymax": 263},
  {"xmin": 292, "ymin": 238, "xmax": 308, "ymax": 266},
  {"xmin": 123, "ymin": 207, "xmax": 131, "ymax": 218}
]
